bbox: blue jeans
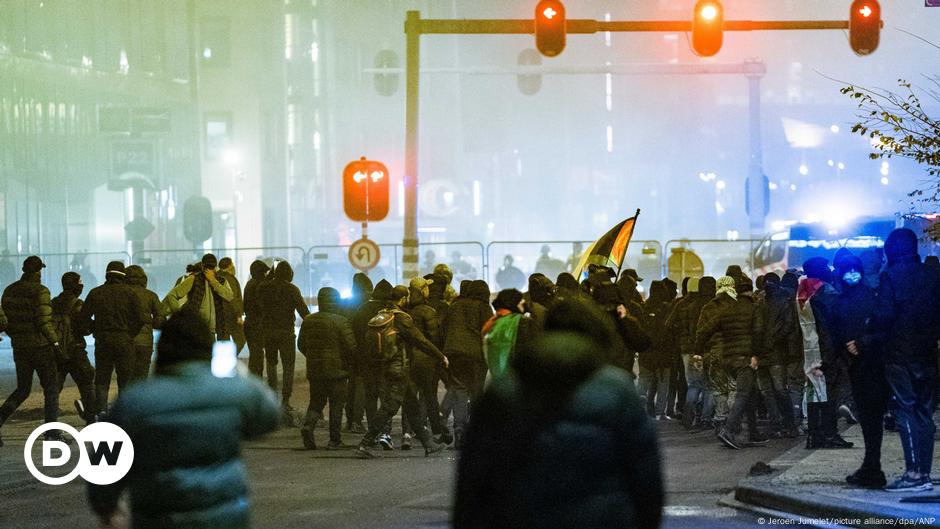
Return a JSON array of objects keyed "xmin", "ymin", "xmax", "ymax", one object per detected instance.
[
  {"xmin": 885, "ymin": 360, "xmax": 937, "ymax": 475},
  {"xmin": 638, "ymin": 367, "xmax": 670, "ymax": 417},
  {"xmin": 683, "ymin": 384, "xmax": 713, "ymax": 423},
  {"xmin": 725, "ymin": 366, "xmax": 758, "ymax": 435}
]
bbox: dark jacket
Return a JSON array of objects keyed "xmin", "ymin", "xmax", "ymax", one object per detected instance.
[
  {"xmin": 51, "ymin": 291, "xmax": 86, "ymax": 354},
  {"xmin": 638, "ymin": 284, "xmax": 675, "ymax": 370},
  {"xmin": 126, "ymin": 267, "xmax": 164, "ymax": 348},
  {"xmin": 88, "ymin": 362, "xmax": 279, "ymax": 529},
  {"xmin": 442, "ymin": 281, "xmax": 493, "ymax": 361},
  {"xmin": 218, "ymin": 270, "xmax": 243, "ymax": 340},
  {"xmin": 298, "ymin": 289, "xmax": 356, "ymax": 380},
  {"xmin": 259, "ymin": 263, "xmax": 309, "ymax": 334},
  {"xmin": 242, "ymin": 261, "xmax": 269, "ymax": 335},
  {"xmin": 695, "ymin": 293, "xmax": 756, "ymax": 369},
  {"xmin": 831, "ymin": 281, "xmax": 882, "ymax": 368},
  {"xmin": 79, "ymin": 278, "xmax": 145, "ymax": 342},
  {"xmin": 455, "ymin": 333, "xmax": 663, "ymax": 529},
  {"xmin": 407, "ymin": 287, "xmax": 444, "ymax": 354},
  {"xmin": 752, "ymin": 283, "xmax": 799, "ymax": 366},
  {"xmin": 344, "ymin": 273, "xmax": 374, "ymax": 319},
  {"xmin": 1, "ymin": 273, "xmax": 58, "ymax": 349},
  {"xmin": 876, "ymin": 254, "xmax": 940, "ymax": 364}
]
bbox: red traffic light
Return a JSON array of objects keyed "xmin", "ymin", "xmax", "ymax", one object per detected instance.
[
  {"xmin": 343, "ymin": 157, "xmax": 390, "ymax": 222},
  {"xmin": 849, "ymin": 0, "xmax": 880, "ymax": 56},
  {"xmin": 535, "ymin": 0, "xmax": 566, "ymax": 57},
  {"xmin": 691, "ymin": 0, "xmax": 724, "ymax": 57}
]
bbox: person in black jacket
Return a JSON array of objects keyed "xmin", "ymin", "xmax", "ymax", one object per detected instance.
[
  {"xmin": 242, "ymin": 260, "xmax": 269, "ymax": 378},
  {"xmin": 407, "ymin": 276, "xmax": 452, "ymax": 444},
  {"xmin": 0, "ymin": 256, "xmax": 63, "ymax": 446},
  {"xmin": 454, "ymin": 298, "xmax": 663, "ymax": 529},
  {"xmin": 343, "ymin": 272, "xmax": 374, "ymax": 433},
  {"xmin": 298, "ymin": 287, "xmax": 355, "ymax": 450},
  {"xmin": 638, "ymin": 281, "xmax": 675, "ymax": 419},
  {"xmin": 350, "ymin": 279, "xmax": 393, "ymax": 437},
  {"xmin": 752, "ymin": 273, "xmax": 801, "ymax": 438},
  {"xmin": 217, "ymin": 257, "xmax": 246, "ymax": 354},
  {"xmin": 125, "ymin": 265, "xmax": 164, "ymax": 382},
  {"xmin": 78, "ymin": 261, "xmax": 146, "ymax": 418},
  {"xmin": 876, "ymin": 229, "xmax": 940, "ymax": 492},
  {"xmin": 51, "ymin": 271, "xmax": 96, "ymax": 424},
  {"xmin": 591, "ymin": 282, "xmax": 651, "ymax": 369},
  {"xmin": 259, "ymin": 261, "xmax": 310, "ymax": 421}
]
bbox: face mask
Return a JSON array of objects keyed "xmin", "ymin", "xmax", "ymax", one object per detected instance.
[{"xmin": 842, "ymin": 271, "xmax": 862, "ymax": 286}]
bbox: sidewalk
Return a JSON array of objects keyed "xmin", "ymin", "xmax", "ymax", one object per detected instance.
[{"xmin": 729, "ymin": 424, "xmax": 940, "ymax": 528}]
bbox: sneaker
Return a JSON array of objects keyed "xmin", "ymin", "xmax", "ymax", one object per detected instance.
[
  {"xmin": 44, "ymin": 431, "xmax": 73, "ymax": 445},
  {"xmin": 355, "ymin": 444, "xmax": 376, "ymax": 459},
  {"xmin": 838, "ymin": 404, "xmax": 858, "ymax": 425},
  {"xmin": 747, "ymin": 433, "xmax": 770, "ymax": 446},
  {"xmin": 885, "ymin": 475, "xmax": 933, "ymax": 493},
  {"xmin": 300, "ymin": 428, "xmax": 316, "ymax": 450},
  {"xmin": 846, "ymin": 468, "xmax": 887, "ymax": 489},
  {"xmin": 401, "ymin": 433, "xmax": 413, "ymax": 451},
  {"xmin": 378, "ymin": 434, "xmax": 394, "ymax": 451},
  {"xmin": 718, "ymin": 429, "xmax": 744, "ymax": 450},
  {"xmin": 823, "ymin": 434, "xmax": 854, "ymax": 449},
  {"xmin": 424, "ymin": 441, "xmax": 446, "ymax": 456}
]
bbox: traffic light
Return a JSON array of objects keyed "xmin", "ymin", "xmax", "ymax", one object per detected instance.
[
  {"xmin": 849, "ymin": 0, "xmax": 880, "ymax": 56},
  {"xmin": 183, "ymin": 195, "xmax": 213, "ymax": 244},
  {"xmin": 534, "ymin": 0, "xmax": 566, "ymax": 57},
  {"xmin": 691, "ymin": 0, "xmax": 724, "ymax": 57},
  {"xmin": 343, "ymin": 157, "xmax": 390, "ymax": 222}
]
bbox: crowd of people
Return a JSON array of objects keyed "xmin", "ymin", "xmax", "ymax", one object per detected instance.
[{"xmin": 0, "ymin": 227, "xmax": 937, "ymax": 527}]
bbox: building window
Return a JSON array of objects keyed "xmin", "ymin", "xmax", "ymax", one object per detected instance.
[
  {"xmin": 204, "ymin": 113, "xmax": 232, "ymax": 161},
  {"xmin": 199, "ymin": 17, "xmax": 230, "ymax": 67}
]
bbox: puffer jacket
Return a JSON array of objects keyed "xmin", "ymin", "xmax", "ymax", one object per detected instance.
[
  {"xmin": 350, "ymin": 280, "xmax": 393, "ymax": 373},
  {"xmin": 50, "ymin": 291, "xmax": 85, "ymax": 354},
  {"xmin": 455, "ymin": 333, "xmax": 663, "ymax": 529},
  {"xmin": 1, "ymin": 273, "xmax": 57, "ymax": 349},
  {"xmin": 79, "ymin": 277, "xmax": 146, "ymax": 342},
  {"xmin": 695, "ymin": 293, "xmax": 756, "ymax": 369},
  {"xmin": 259, "ymin": 262, "xmax": 309, "ymax": 334},
  {"xmin": 298, "ymin": 288, "xmax": 355, "ymax": 380},
  {"xmin": 752, "ymin": 282, "xmax": 799, "ymax": 366},
  {"xmin": 637, "ymin": 282, "xmax": 675, "ymax": 370},
  {"xmin": 442, "ymin": 281, "xmax": 493, "ymax": 361},
  {"xmin": 242, "ymin": 260, "xmax": 269, "ymax": 336},
  {"xmin": 88, "ymin": 362, "xmax": 279, "ymax": 529},
  {"xmin": 407, "ymin": 286, "xmax": 443, "ymax": 356},
  {"xmin": 126, "ymin": 267, "xmax": 164, "ymax": 348}
]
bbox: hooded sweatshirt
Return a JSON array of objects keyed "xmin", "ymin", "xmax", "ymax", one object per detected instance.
[
  {"xmin": 258, "ymin": 262, "xmax": 310, "ymax": 334},
  {"xmin": 126, "ymin": 266, "xmax": 164, "ymax": 348},
  {"xmin": 243, "ymin": 260, "xmax": 269, "ymax": 334},
  {"xmin": 298, "ymin": 288, "xmax": 355, "ymax": 380},
  {"xmin": 442, "ymin": 280, "xmax": 493, "ymax": 361}
]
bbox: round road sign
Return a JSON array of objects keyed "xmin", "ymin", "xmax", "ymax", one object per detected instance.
[{"xmin": 349, "ymin": 238, "xmax": 381, "ymax": 272}]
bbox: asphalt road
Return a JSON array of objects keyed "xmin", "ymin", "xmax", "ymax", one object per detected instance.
[{"xmin": 0, "ymin": 362, "xmax": 819, "ymax": 529}]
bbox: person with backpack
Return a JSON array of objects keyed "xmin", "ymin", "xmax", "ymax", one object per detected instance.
[
  {"xmin": 0, "ymin": 256, "xmax": 62, "ymax": 446},
  {"xmin": 125, "ymin": 265, "xmax": 164, "ymax": 382},
  {"xmin": 356, "ymin": 285, "xmax": 449, "ymax": 459},
  {"xmin": 298, "ymin": 287, "xmax": 355, "ymax": 450},
  {"xmin": 50, "ymin": 271, "xmax": 96, "ymax": 424}
]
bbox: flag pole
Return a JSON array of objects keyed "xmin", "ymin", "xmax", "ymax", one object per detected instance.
[{"xmin": 616, "ymin": 208, "xmax": 641, "ymax": 280}]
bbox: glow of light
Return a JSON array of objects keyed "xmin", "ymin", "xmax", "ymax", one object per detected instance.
[
  {"xmin": 715, "ymin": 201, "xmax": 725, "ymax": 215},
  {"xmin": 715, "ymin": 180, "xmax": 726, "ymax": 190},
  {"xmin": 542, "ymin": 7, "xmax": 557, "ymax": 19},
  {"xmin": 726, "ymin": 230, "xmax": 739, "ymax": 241},
  {"xmin": 119, "ymin": 49, "xmax": 129, "ymax": 74},
  {"xmin": 606, "ymin": 125, "xmax": 613, "ymax": 152},
  {"xmin": 397, "ymin": 181, "xmax": 405, "ymax": 217},
  {"xmin": 821, "ymin": 201, "xmax": 857, "ymax": 229},
  {"xmin": 768, "ymin": 182, "xmax": 779, "ymax": 191},
  {"xmin": 313, "ymin": 131, "xmax": 321, "ymax": 150},
  {"xmin": 605, "ymin": 13, "xmax": 612, "ymax": 47},
  {"xmin": 473, "ymin": 180, "xmax": 481, "ymax": 216},
  {"xmin": 799, "ymin": 164, "xmax": 809, "ymax": 176},
  {"xmin": 790, "ymin": 184, "xmax": 798, "ymax": 191},
  {"xmin": 837, "ymin": 162, "xmax": 845, "ymax": 170},
  {"xmin": 700, "ymin": 4, "xmax": 719, "ymax": 21},
  {"xmin": 859, "ymin": 5, "xmax": 873, "ymax": 17},
  {"xmin": 881, "ymin": 177, "xmax": 890, "ymax": 185},
  {"xmin": 310, "ymin": 42, "xmax": 319, "ymax": 62},
  {"xmin": 203, "ymin": 47, "xmax": 212, "ymax": 59},
  {"xmin": 486, "ymin": 222, "xmax": 495, "ymax": 229},
  {"xmin": 880, "ymin": 166, "xmax": 889, "ymax": 176},
  {"xmin": 827, "ymin": 160, "xmax": 835, "ymax": 167},
  {"xmin": 222, "ymin": 149, "xmax": 240, "ymax": 166},
  {"xmin": 443, "ymin": 191, "xmax": 455, "ymax": 206},
  {"xmin": 830, "ymin": 125, "xmax": 840, "ymax": 133},
  {"xmin": 340, "ymin": 289, "xmax": 352, "ymax": 299}
]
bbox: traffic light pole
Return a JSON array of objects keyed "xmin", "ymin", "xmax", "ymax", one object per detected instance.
[{"xmin": 402, "ymin": 11, "xmax": 857, "ymax": 277}]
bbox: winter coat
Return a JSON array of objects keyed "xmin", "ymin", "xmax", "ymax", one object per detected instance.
[
  {"xmin": 88, "ymin": 362, "xmax": 279, "ymax": 529},
  {"xmin": 79, "ymin": 278, "xmax": 146, "ymax": 342},
  {"xmin": 637, "ymin": 298, "xmax": 675, "ymax": 370},
  {"xmin": 126, "ymin": 267, "xmax": 164, "ymax": 348},
  {"xmin": 752, "ymin": 283, "xmax": 799, "ymax": 366},
  {"xmin": 830, "ymin": 281, "xmax": 882, "ymax": 367},
  {"xmin": 218, "ymin": 270, "xmax": 244, "ymax": 340},
  {"xmin": 164, "ymin": 273, "xmax": 235, "ymax": 334},
  {"xmin": 876, "ymin": 254, "xmax": 940, "ymax": 364},
  {"xmin": 695, "ymin": 293, "xmax": 757, "ymax": 369},
  {"xmin": 666, "ymin": 293, "xmax": 709, "ymax": 357},
  {"xmin": 442, "ymin": 282, "xmax": 493, "ymax": 362},
  {"xmin": 407, "ymin": 288, "xmax": 444, "ymax": 358},
  {"xmin": 50, "ymin": 291, "xmax": 84, "ymax": 354},
  {"xmin": 373, "ymin": 308, "xmax": 446, "ymax": 378},
  {"xmin": 298, "ymin": 290, "xmax": 355, "ymax": 380},
  {"xmin": 1, "ymin": 274, "xmax": 58, "ymax": 349},
  {"xmin": 258, "ymin": 263, "xmax": 309, "ymax": 334},
  {"xmin": 454, "ymin": 333, "xmax": 663, "ymax": 529}
]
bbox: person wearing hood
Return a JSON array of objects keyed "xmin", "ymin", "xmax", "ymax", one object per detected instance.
[
  {"xmin": 828, "ymin": 254, "xmax": 889, "ymax": 489},
  {"xmin": 164, "ymin": 253, "xmax": 234, "ymax": 338},
  {"xmin": 343, "ymin": 272, "xmax": 374, "ymax": 433},
  {"xmin": 797, "ymin": 257, "xmax": 853, "ymax": 451},
  {"xmin": 242, "ymin": 260, "xmax": 270, "ymax": 378},
  {"xmin": 50, "ymin": 271, "xmax": 96, "ymax": 424},
  {"xmin": 637, "ymin": 281, "xmax": 675, "ymax": 419},
  {"xmin": 297, "ymin": 287, "xmax": 356, "ymax": 450},
  {"xmin": 350, "ymin": 278, "xmax": 394, "ymax": 436},
  {"xmin": 591, "ymin": 282, "xmax": 651, "ymax": 370},
  {"xmin": 554, "ymin": 272, "xmax": 587, "ymax": 304},
  {"xmin": 875, "ymin": 228, "xmax": 940, "ymax": 492},
  {"xmin": 0, "ymin": 256, "xmax": 63, "ymax": 446},
  {"xmin": 217, "ymin": 257, "xmax": 246, "ymax": 355},
  {"xmin": 526, "ymin": 274, "xmax": 555, "ymax": 331},
  {"xmin": 441, "ymin": 279, "xmax": 493, "ymax": 448},
  {"xmin": 78, "ymin": 261, "xmax": 146, "ymax": 418},
  {"xmin": 482, "ymin": 289, "xmax": 538, "ymax": 382},
  {"xmin": 666, "ymin": 277, "xmax": 704, "ymax": 425},
  {"xmin": 695, "ymin": 276, "xmax": 763, "ymax": 449},
  {"xmin": 454, "ymin": 298, "xmax": 663, "ymax": 529},
  {"xmin": 407, "ymin": 276, "xmax": 452, "ymax": 445},
  {"xmin": 752, "ymin": 272, "xmax": 801, "ymax": 438},
  {"xmin": 258, "ymin": 260, "xmax": 310, "ymax": 422},
  {"xmin": 125, "ymin": 265, "xmax": 164, "ymax": 382}
]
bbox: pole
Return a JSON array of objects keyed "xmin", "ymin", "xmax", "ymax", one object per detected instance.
[
  {"xmin": 746, "ymin": 61, "xmax": 765, "ymax": 237},
  {"xmin": 403, "ymin": 11, "xmax": 421, "ymax": 280}
]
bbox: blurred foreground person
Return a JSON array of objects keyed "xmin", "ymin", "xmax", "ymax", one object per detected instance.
[
  {"xmin": 88, "ymin": 314, "xmax": 279, "ymax": 529},
  {"xmin": 455, "ymin": 299, "xmax": 663, "ymax": 529}
]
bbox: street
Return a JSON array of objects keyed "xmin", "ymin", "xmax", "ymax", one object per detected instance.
[{"xmin": 0, "ymin": 370, "xmax": 812, "ymax": 529}]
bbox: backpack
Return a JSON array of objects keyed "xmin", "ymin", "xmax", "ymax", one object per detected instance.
[
  {"xmin": 368, "ymin": 309, "xmax": 403, "ymax": 363},
  {"xmin": 51, "ymin": 297, "xmax": 78, "ymax": 356}
]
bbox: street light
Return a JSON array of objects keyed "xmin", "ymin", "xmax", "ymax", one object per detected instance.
[
  {"xmin": 692, "ymin": 0, "xmax": 724, "ymax": 57},
  {"xmin": 535, "ymin": 0, "xmax": 566, "ymax": 57}
]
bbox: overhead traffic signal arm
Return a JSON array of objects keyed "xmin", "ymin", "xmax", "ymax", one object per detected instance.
[{"xmin": 409, "ymin": 18, "xmax": 868, "ymax": 35}]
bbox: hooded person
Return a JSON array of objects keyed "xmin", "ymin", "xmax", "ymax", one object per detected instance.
[
  {"xmin": 164, "ymin": 253, "xmax": 235, "ymax": 338},
  {"xmin": 526, "ymin": 274, "xmax": 556, "ymax": 330},
  {"xmin": 407, "ymin": 276, "xmax": 451, "ymax": 443},
  {"xmin": 481, "ymin": 289, "xmax": 542, "ymax": 384},
  {"xmin": 50, "ymin": 271, "xmax": 97, "ymax": 424},
  {"xmin": 78, "ymin": 261, "xmax": 147, "ymax": 418},
  {"xmin": 876, "ymin": 228, "xmax": 940, "ymax": 492},
  {"xmin": 591, "ymin": 283, "xmax": 650, "ymax": 371},
  {"xmin": 796, "ymin": 257, "xmax": 852, "ymax": 450},
  {"xmin": 242, "ymin": 260, "xmax": 270, "ymax": 378},
  {"xmin": 257, "ymin": 260, "xmax": 310, "ymax": 422},
  {"xmin": 636, "ymin": 281, "xmax": 675, "ymax": 420},
  {"xmin": 348, "ymin": 278, "xmax": 396, "ymax": 435},
  {"xmin": 425, "ymin": 272, "xmax": 451, "ymax": 314},
  {"xmin": 347, "ymin": 273, "xmax": 374, "ymax": 316},
  {"xmin": 216, "ymin": 257, "xmax": 246, "ymax": 354},
  {"xmin": 454, "ymin": 298, "xmax": 664, "ymax": 529},
  {"xmin": 125, "ymin": 265, "xmax": 164, "ymax": 382},
  {"xmin": 297, "ymin": 287, "xmax": 356, "ymax": 450}
]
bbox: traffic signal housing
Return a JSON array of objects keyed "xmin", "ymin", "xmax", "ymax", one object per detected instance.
[
  {"xmin": 535, "ymin": 0, "xmax": 566, "ymax": 57},
  {"xmin": 343, "ymin": 157, "xmax": 390, "ymax": 222},
  {"xmin": 691, "ymin": 0, "xmax": 724, "ymax": 57},
  {"xmin": 849, "ymin": 0, "xmax": 880, "ymax": 56}
]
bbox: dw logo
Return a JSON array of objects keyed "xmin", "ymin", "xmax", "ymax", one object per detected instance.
[{"xmin": 23, "ymin": 422, "xmax": 134, "ymax": 486}]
